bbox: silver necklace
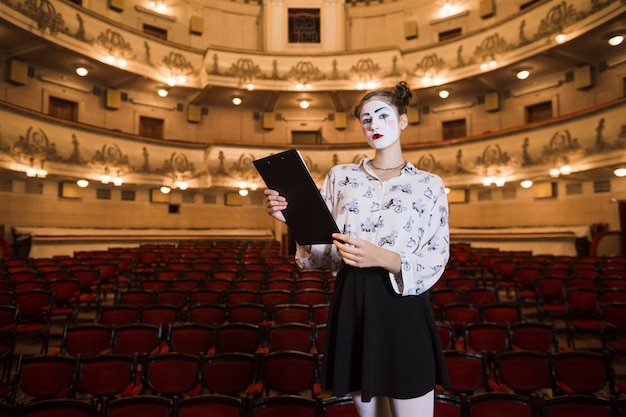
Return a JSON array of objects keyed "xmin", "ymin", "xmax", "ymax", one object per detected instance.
[{"xmin": 370, "ymin": 160, "xmax": 407, "ymax": 171}]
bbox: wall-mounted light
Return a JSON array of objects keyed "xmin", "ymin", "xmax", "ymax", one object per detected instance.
[
  {"xmin": 614, "ymin": 168, "xmax": 626, "ymax": 177},
  {"xmin": 76, "ymin": 179, "xmax": 89, "ymax": 188},
  {"xmin": 75, "ymin": 66, "xmax": 89, "ymax": 77},
  {"xmin": 232, "ymin": 97, "xmax": 242, "ymax": 105},
  {"xmin": 480, "ymin": 60, "xmax": 497, "ymax": 71},
  {"xmin": 148, "ymin": 0, "xmax": 167, "ymax": 13},
  {"xmin": 559, "ymin": 165, "xmax": 572, "ymax": 175},
  {"xmin": 174, "ymin": 181, "xmax": 188, "ymax": 190},
  {"xmin": 157, "ymin": 88, "xmax": 169, "ymax": 98},
  {"xmin": 608, "ymin": 34, "xmax": 624, "ymax": 46},
  {"xmin": 516, "ymin": 68, "xmax": 531, "ymax": 80}
]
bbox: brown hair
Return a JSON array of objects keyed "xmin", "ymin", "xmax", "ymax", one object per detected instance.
[{"xmin": 353, "ymin": 81, "xmax": 413, "ymax": 118}]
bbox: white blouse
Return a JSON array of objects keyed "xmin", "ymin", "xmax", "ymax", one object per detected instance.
[{"xmin": 296, "ymin": 158, "xmax": 450, "ymax": 297}]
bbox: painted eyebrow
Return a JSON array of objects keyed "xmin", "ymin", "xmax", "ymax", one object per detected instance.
[{"xmin": 361, "ymin": 106, "xmax": 392, "ymax": 117}]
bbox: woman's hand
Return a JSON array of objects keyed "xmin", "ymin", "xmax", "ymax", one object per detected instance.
[
  {"xmin": 332, "ymin": 233, "xmax": 401, "ymax": 274},
  {"xmin": 264, "ymin": 189, "xmax": 287, "ymax": 223}
]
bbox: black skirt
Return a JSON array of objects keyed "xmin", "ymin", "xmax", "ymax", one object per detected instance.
[{"xmin": 322, "ymin": 265, "xmax": 449, "ymax": 402}]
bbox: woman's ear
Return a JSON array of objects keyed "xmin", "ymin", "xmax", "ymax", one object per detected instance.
[{"xmin": 399, "ymin": 113, "xmax": 408, "ymax": 130}]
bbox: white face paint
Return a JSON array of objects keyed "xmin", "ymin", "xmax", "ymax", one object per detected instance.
[{"xmin": 359, "ymin": 100, "xmax": 404, "ymax": 150}]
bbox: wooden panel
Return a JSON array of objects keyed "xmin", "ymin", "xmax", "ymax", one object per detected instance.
[
  {"xmin": 7, "ymin": 59, "xmax": 28, "ymax": 85},
  {"xmin": 574, "ymin": 64, "xmax": 593, "ymax": 89},
  {"xmin": 58, "ymin": 182, "xmax": 84, "ymax": 199},
  {"xmin": 532, "ymin": 182, "xmax": 557, "ymax": 199},
  {"xmin": 190, "ymin": 16, "xmax": 204, "ymax": 35},
  {"xmin": 479, "ymin": 0, "xmax": 495, "ymax": 18},
  {"xmin": 404, "ymin": 21, "xmax": 418, "ymax": 39},
  {"xmin": 109, "ymin": 0, "xmax": 124, "ymax": 11},
  {"xmin": 187, "ymin": 104, "xmax": 201, "ymax": 123},
  {"xmin": 448, "ymin": 189, "xmax": 468, "ymax": 203},
  {"xmin": 262, "ymin": 112, "xmax": 275, "ymax": 130},
  {"xmin": 334, "ymin": 112, "xmax": 347, "ymax": 129},
  {"xmin": 485, "ymin": 91, "xmax": 500, "ymax": 112},
  {"xmin": 407, "ymin": 106, "xmax": 420, "ymax": 124},
  {"xmin": 105, "ymin": 88, "xmax": 121, "ymax": 110}
]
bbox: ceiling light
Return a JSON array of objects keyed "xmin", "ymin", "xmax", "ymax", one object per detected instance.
[
  {"xmin": 101, "ymin": 175, "xmax": 110, "ymax": 184},
  {"xmin": 549, "ymin": 168, "xmax": 561, "ymax": 178},
  {"xmin": 76, "ymin": 179, "xmax": 89, "ymax": 188},
  {"xmin": 494, "ymin": 178, "xmax": 506, "ymax": 187},
  {"xmin": 239, "ymin": 189, "xmax": 249, "ymax": 196},
  {"xmin": 166, "ymin": 77, "xmax": 177, "ymax": 87},
  {"xmin": 157, "ymin": 88, "xmax": 168, "ymax": 97},
  {"xmin": 520, "ymin": 180, "xmax": 533, "ymax": 189},
  {"xmin": 246, "ymin": 83, "xmax": 254, "ymax": 91},
  {"xmin": 75, "ymin": 67, "xmax": 89, "ymax": 77},
  {"xmin": 614, "ymin": 168, "xmax": 626, "ymax": 177},
  {"xmin": 438, "ymin": 89, "xmax": 450, "ymax": 99},
  {"xmin": 516, "ymin": 69, "xmax": 530, "ymax": 80},
  {"xmin": 113, "ymin": 177, "xmax": 123, "ymax": 186},
  {"xmin": 160, "ymin": 186, "xmax": 171, "ymax": 194},
  {"xmin": 299, "ymin": 99, "xmax": 311, "ymax": 109},
  {"xmin": 232, "ymin": 97, "xmax": 242, "ymax": 105},
  {"xmin": 608, "ymin": 34, "xmax": 624, "ymax": 46},
  {"xmin": 175, "ymin": 181, "xmax": 188, "ymax": 190},
  {"xmin": 559, "ymin": 165, "xmax": 572, "ymax": 175},
  {"xmin": 555, "ymin": 33, "xmax": 567, "ymax": 44}
]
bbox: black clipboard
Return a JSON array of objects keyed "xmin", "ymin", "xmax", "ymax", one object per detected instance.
[{"xmin": 253, "ymin": 149, "xmax": 339, "ymax": 244}]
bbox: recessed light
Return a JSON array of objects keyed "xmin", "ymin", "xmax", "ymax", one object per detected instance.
[
  {"xmin": 608, "ymin": 34, "xmax": 624, "ymax": 46},
  {"xmin": 614, "ymin": 168, "xmax": 626, "ymax": 177},
  {"xmin": 232, "ymin": 97, "xmax": 242, "ymax": 105},
  {"xmin": 75, "ymin": 67, "xmax": 89, "ymax": 77},
  {"xmin": 438, "ymin": 89, "xmax": 450, "ymax": 99},
  {"xmin": 157, "ymin": 88, "xmax": 168, "ymax": 97},
  {"xmin": 516, "ymin": 69, "xmax": 530, "ymax": 80}
]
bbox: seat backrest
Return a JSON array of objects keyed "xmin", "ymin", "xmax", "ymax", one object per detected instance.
[
  {"xmin": 167, "ymin": 323, "xmax": 215, "ymax": 355},
  {"xmin": 266, "ymin": 323, "xmax": 314, "ymax": 353},
  {"xmin": 101, "ymin": 395, "xmax": 172, "ymax": 417},
  {"xmin": 202, "ymin": 352, "xmax": 257, "ymax": 396},
  {"xmin": 463, "ymin": 322, "xmax": 510, "ymax": 355},
  {"xmin": 259, "ymin": 350, "xmax": 317, "ymax": 396},
  {"xmin": 541, "ymin": 394, "xmax": 616, "ymax": 417},
  {"xmin": 143, "ymin": 352, "xmax": 200, "ymax": 397},
  {"xmin": 62, "ymin": 324, "xmax": 113, "ymax": 357},
  {"xmin": 77, "ymin": 354, "xmax": 136, "ymax": 397},
  {"xmin": 443, "ymin": 350, "xmax": 489, "ymax": 395},
  {"xmin": 227, "ymin": 303, "xmax": 265, "ymax": 325},
  {"xmin": 98, "ymin": 305, "xmax": 141, "ymax": 326},
  {"xmin": 273, "ymin": 303, "xmax": 311, "ymax": 324},
  {"xmin": 187, "ymin": 303, "xmax": 227, "ymax": 326},
  {"xmin": 509, "ymin": 321, "xmax": 558, "ymax": 352},
  {"xmin": 550, "ymin": 351, "xmax": 614, "ymax": 396},
  {"xmin": 176, "ymin": 394, "xmax": 243, "ymax": 417},
  {"xmin": 466, "ymin": 392, "xmax": 536, "ymax": 417},
  {"xmin": 14, "ymin": 355, "xmax": 77, "ymax": 403},
  {"xmin": 111, "ymin": 324, "xmax": 162, "ymax": 356},
  {"xmin": 493, "ymin": 351, "xmax": 552, "ymax": 395},
  {"xmin": 21, "ymin": 398, "xmax": 96, "ymax": 417},
  {"xmin": 214, "ymin": 323, "xmax": 261, "ymax": 354},
  {"xmin": 251, "ymin": 395, "xmax": 317, "ymax": 417}
]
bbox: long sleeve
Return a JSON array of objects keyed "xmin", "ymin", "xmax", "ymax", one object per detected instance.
[{"xmin": 389, "ymin": 174, "xmax": 450, "ymax": 296}]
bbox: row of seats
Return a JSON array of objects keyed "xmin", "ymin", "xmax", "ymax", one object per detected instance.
[
  {"xmin": 4, "ymin": 349, "xmax": 324, "ymax": 404},
  {"xmin": 0, "ymin": 393, "xmax": 357, "ymax": 417},
  {"xmin": 1, "ymin": 391, "xmax": 624, "ymax": 417}
]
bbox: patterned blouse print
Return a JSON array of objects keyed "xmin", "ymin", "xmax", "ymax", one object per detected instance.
[{"xmin": 296, "ymin": 158, "xmax": 450, "ymax": 297}]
